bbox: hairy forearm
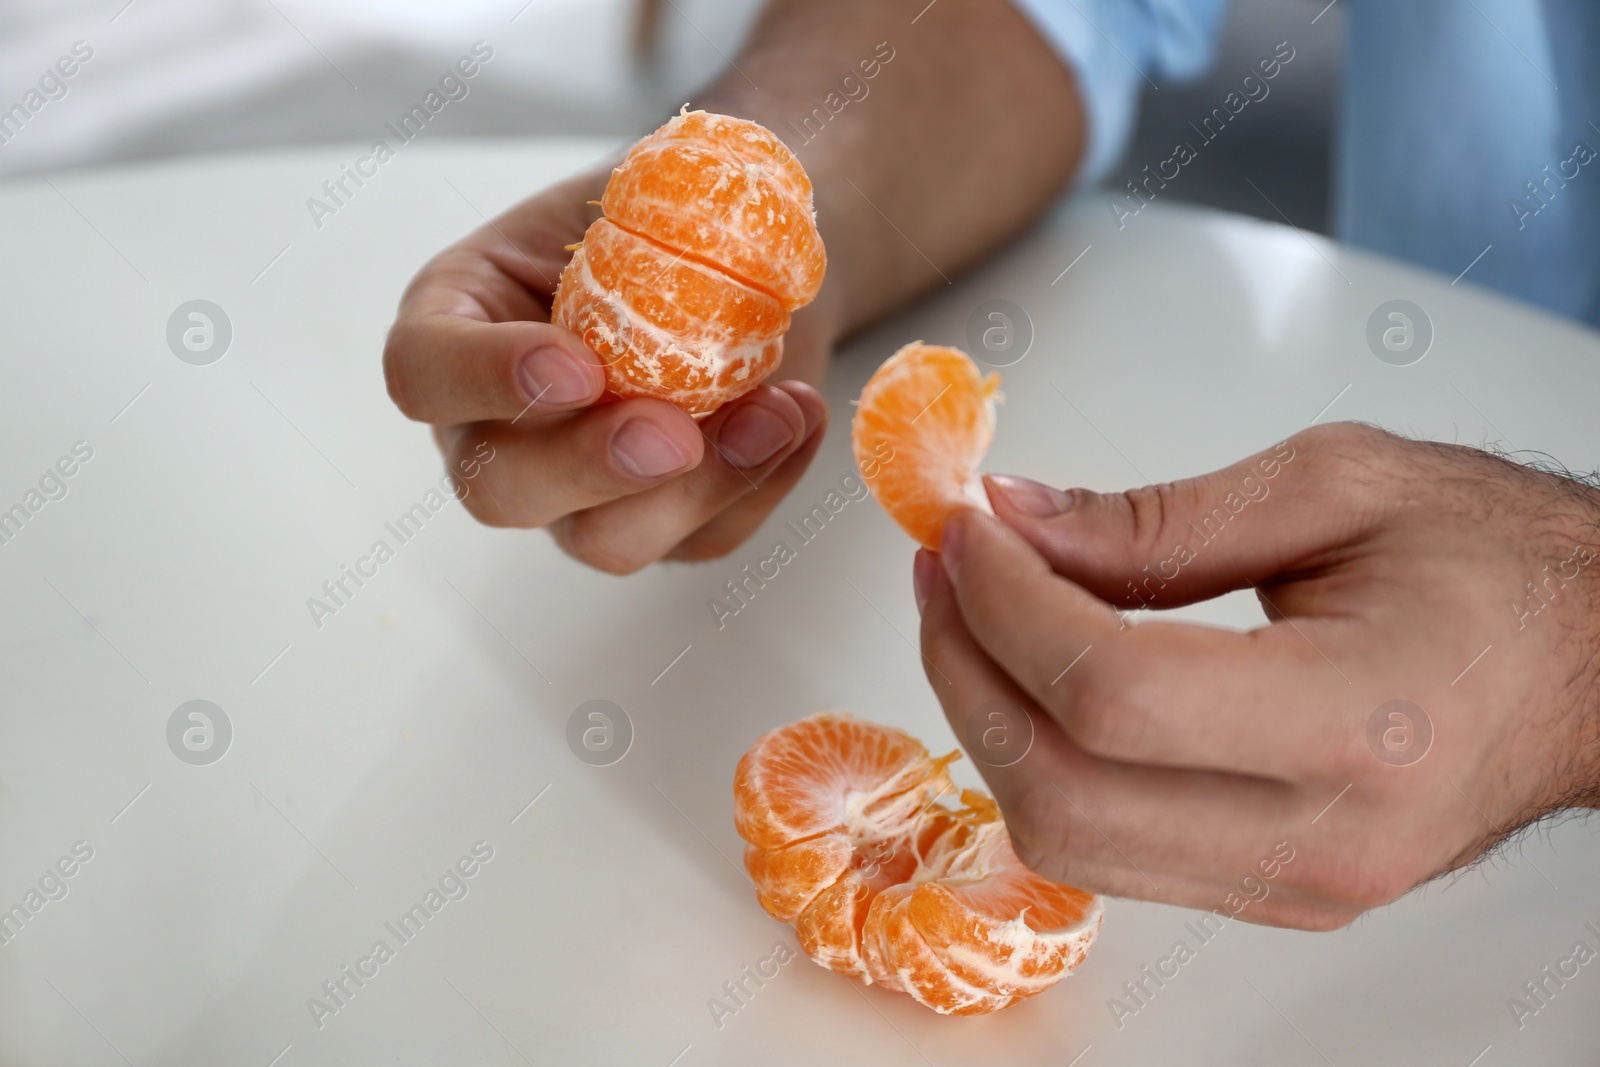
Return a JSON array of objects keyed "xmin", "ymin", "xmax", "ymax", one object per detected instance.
[{"xmin": 698, "ymin": 0, "xmax": 1085, "ymax": 342}]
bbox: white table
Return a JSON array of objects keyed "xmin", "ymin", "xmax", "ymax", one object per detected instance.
[{"xmin": 2, "ymin": 139, "xmax": 1597, "ymax": 1066}]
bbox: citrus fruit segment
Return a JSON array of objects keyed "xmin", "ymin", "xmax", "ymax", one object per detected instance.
[
  {"xmin": 734, "ymin": 713, "xmax": 1102, "ymax": 1016},
  {"xmin": 555, "ymin": 219, "xmax": 787, "ymax": 415},
  {"xmin": 851, "ymin": 343, "xmax": 1000, "ymax": 549},
  {"xmin": 742, "ymin": 835, "xmax": 852, "ymax": 922},
  {"xmin": 601, "ymin": 111, "xmax": 824, "ymax": 309},
  {"xmin": 552, "ymin": 109, "xmax": 825, "ymax": 416}
]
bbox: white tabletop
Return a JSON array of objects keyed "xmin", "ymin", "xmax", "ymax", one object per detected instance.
[{"xmin": 2, "ymin": 139, "xmax": 1598, "ymax": 1066}]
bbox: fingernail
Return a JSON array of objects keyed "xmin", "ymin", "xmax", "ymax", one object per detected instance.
[
  {"xmin": 612, "ymin": 419, "xmax": 691, "ymax": 479},
  {"xmin": 716, "ymin": 402, "xmax": 795, "ymax": 468},
  {"xmin": 518, "ymin": 345, "xmax": 594, "ymax": 406},
  {"xmin": 913, "ymin": 549, "xmax": 937, "ymax": 615},
  {"xmin": 939, "ymin": 516, "xmax": 965, "ymax": 579},
  {"xmin": 986, "ymin": 473, "xmax": 1074, "ymax": 517}
]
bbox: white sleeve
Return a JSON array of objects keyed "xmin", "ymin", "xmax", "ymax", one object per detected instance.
[{"xmin": 1006, "ymin": 0, "xmax": 1233, "ymax": 183}]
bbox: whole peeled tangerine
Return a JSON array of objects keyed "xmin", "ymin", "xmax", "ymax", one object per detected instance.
[
  {"xmin": 735, "ymin": 713, "xmax": 1103, "ymax": 1016},
  {"xmin": 552, "ymin": 109, "xmax": 827, "ymax": 417}
]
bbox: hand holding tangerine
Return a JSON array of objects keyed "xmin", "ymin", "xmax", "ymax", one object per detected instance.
[{"xmin": 384, "ymin": 128, "xmax": 831, "ymax": 573}]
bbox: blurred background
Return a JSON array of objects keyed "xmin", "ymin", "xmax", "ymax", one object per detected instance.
[{"xmin": 0, "ymin": 0, "xmax": 1343, "ymax": 230}]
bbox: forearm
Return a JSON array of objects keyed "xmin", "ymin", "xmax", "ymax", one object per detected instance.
[{"xmin": 698, "ymin": 0, "xmax": 1085, "ymax": 342}]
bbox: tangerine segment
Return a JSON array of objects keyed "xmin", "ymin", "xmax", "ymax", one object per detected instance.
[
  {"xmin": 864, "ymin": 885, "xmax": 1017, "ymax": 1015},
  {"xmin": 851, "ymin": 343, "xmax": 1001, "ymax": 550},
  {"xmin": 733, "ymin": 712, "xmax": 949, "ymax": 852},
  {"xmin": 890, "ymin": 828, "xmax": 1100, "ymax": 998},
  {"xmin": 793, "ymin": 873, "xmax": 877, "ymax": 978},
  {"xmin": 734, "ymin": 713, "xmax": 1102, "ymax": 1016},
  {"xmin": 554, "ymin": 218, "xmax": 787, "ymax": 415},
  {"xmin": 602, "ymin": 113, "xmax": 824, "ymax": 309},
  {"xmin": 552, "ymin": 108, "xmax": 824, "ymax": 416},
  {"xmin": 743, "ymin": 836, "xmax": 852, "ymax": 922}
]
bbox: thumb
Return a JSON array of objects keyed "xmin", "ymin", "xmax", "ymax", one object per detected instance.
[{"xmin": 981, "ymin": 425, "xmax": 1381, "ymax": 610}]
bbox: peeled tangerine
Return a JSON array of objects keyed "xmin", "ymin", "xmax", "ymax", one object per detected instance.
[
  {"xmin": 552, "ymin": 109, "xmax": 826, "ymax": 416},
  {"xmin": 734, "ymin": 713, "xmax": 1102, "ymax": 1016},
  {"xmin": 851, "ymin": 343, "xmax": 1000, "ymax": 549}
]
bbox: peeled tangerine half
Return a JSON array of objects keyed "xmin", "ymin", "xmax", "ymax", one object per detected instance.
[
  {"xmin": 552, "ymin": 109, "xmax": 826, "ymax": 416},
  {"xmin": 734, "ymin": 713, "xmax": 1102, "ymax": 1016},
  {"xmin": 851, "ymin": 343, "xmax": 1000, "ymax": 549}
]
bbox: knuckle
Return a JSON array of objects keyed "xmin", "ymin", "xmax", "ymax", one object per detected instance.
[
  {"xmin": 1008, "ymin": 780, "xmax": 1106, "ymax": 884},
  {"xmin": 1054, "ymin": 666, "xmax": 1141, "ymax": 760},
  {"xmin": 1004, "ymin": 790, "xmax": 1074, "ymax": 884},
  {"xmin": 448, "ymin": 436, "xmax": 513, "ymax": 527},
  {"xmin": 1056, "ymin": 701, "xmax": 1112, "ymax": 761},
  {"xmin": 1116, "ymin": 483, "xmax": 1178, "ymax": 558},
  {"xmin": 1350, "ymin": 868, "xmax": 1417, "ymax": 912},
  {"xmin": 1251, "ymin": 897, "xmax": 1361, "ymax": 932},
  {"xmin": 1293, "ymin": 420, "xmax": 1383, "ymax": 450},
  {"xmin": 1289, "ymin": 853, "xmax": 1411, "ymax": 914},
  {"xmin": 1287, "ymin": 422, "xmax": 1388, "ymax": 478},
  {"xmin": 670, "ymin": 532, "xmax": 744, "ymax": 563},
  {"xmin": 556, "ymin": 514, "xmax": 651, "ymax": 576},
  {"xmin": 1325, "ymin": 729, "xmax": 1377, "ymax": 783},
  {"xmin": 382, "ymin": 326, "xmax": 426, "ymax": 422},
  {"xmin": 1287, "ymin": 422, "xmax": 1412, "ymax": 522},
  {"xmin": 456, "ymin": 483, "xmax": 510, "ymax": 527},
  {"xmin": 1007, "ymin": 829, "xmax": 1057, "ymax": 883}
]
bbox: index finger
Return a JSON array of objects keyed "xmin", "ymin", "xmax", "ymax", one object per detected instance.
[
  {"xmin": 385, "ymin": 195, "xmax": 605, "ymax": 425},
  {"xmin": 935, "ymin": 510, "xmax": 1346, "ymax": 780}
]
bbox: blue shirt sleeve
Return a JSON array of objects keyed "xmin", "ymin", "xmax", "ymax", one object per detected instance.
[{"xmin": 1007, "ymin": 0, "xmax": 1233, "ymax": 184}]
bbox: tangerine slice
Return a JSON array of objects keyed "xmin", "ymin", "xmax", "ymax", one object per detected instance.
[
  {"xmin": 734, "ymin": 713, "xmax": 1102, "ymax": 1016},
  {"xmin": 601, "ymin": 111, "xmax": 825, "ymax": 308},
  {"xmin": 851, "ymin": 343, "xmax": 1000, "ymax": 549},
  {"xmin": 552, "ymin": 109, "xmax": 826, "ymax": 416},
  {"xmin": 556, "ymin": 219, "xmax": 788, "ymax": 416}
]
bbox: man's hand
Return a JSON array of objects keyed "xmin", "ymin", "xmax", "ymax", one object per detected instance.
[
  {"xmin": 383, "ymin": 168, "xmax": 829, "ymax": 574},
  {"xmin": 916, "ymin": 423, "xmax": 1600, "ymax": 929}
]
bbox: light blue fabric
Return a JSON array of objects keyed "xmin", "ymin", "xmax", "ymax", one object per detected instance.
[{"xmin": 1010, "ymin": 0, "xmax": 1600, "ymax": 326}]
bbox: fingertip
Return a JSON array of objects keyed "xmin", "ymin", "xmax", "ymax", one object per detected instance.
[
  {"xmin": 772, "ymin": 379, "xmax": 828, "ymax": 438},
  {"xmin": 939, "ymin": 507, "xmax": 1059, "ymax": 613},
  {"xmin": 706, "ymin": 385, "xmax": 808, "ymax": 470},
  {"xmin": 514, "ymin": 332, "xmax": 607, "ymax": 412},
  {"xmin": 606, "ymin": 400, "xmax": 704, "ymax": 483}
]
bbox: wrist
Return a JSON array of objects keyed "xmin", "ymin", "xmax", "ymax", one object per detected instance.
[{"xmin": 1539, "ymin": 478, "xmax": 1600, "ymax": 808}]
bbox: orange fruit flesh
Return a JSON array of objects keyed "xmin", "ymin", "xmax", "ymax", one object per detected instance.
[
  {"xmin": 601, "ymin": 115, "xmax": 825, "ymax": 309},
  {"xmin": 851, "ymin": 343, "xmax": 1000, "ymax": 549},
  {"xmin": 734, "ymin": 713, "xmax": 1102, "ymax": 1016},
  {"xmin": 552, "ymin": 109, "xmax": 825, "ymax": 416},
  {"xmin": 554, "ymin": 220, "xmax": 787, "ymax": 416}
]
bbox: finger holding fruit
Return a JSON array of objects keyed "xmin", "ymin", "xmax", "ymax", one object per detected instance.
[{"xmin": 384, "ymin": 111, "xmax": 830, "ymax": 573}]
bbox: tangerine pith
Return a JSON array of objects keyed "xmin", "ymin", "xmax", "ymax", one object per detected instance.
[
  {"xmin": 552, "ymin": 109, "xmax": 826, "ymax": 416},
  {"xmin": 735, "ymin": 713, "xmax": 1102, "ymax": 1015}
]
